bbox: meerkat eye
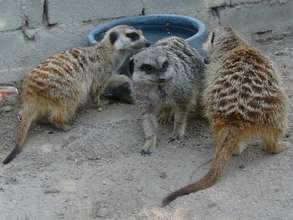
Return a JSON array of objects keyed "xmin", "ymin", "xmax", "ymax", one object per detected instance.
[
  {"xmin": 126, "ymin": 32, "xmax": 140, "ymax": 41},
  {"xmin": 140, "ymin": 64, "xmax": 154, "ymax": 73},
  {"xmin": 162, "ymin": 60, "xmax": 169, "ymax": 69}
]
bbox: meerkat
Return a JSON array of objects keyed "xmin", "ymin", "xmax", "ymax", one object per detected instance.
[
  {"xmin": 3, "ymin": 25, "xmax": 149, "ymax": 164},
  {"xmin": 130, "ymin": 37, "xmax": 205, "ymax": 155},
  {"xmin": 161, "ymin": 26, "xmax": 288, "ymax": 206}
]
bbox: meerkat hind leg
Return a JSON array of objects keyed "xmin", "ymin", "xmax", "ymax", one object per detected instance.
[
  {"xmin": 157, "ymin": 107, "xmax": 174, "ymax": 125},
  {"xmin": 169, "ymin": 107, "xmax": 188, "ymax": 142},
  {"xmin": 262, "ymin": 130, "xmax": 286, "ymax": 154},
  {"xmin": 49, "ymin": 107, "xmax": 72, "ymax": 131}
]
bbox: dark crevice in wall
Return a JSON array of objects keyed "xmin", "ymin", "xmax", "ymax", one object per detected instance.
[
  {"xmin": 21, "ymin": 16, "xmax": 36, "ymax": 41},
  {"xmin": 140, "ymin": 8, "xmax": 146, "ymax": 16},
  {"xmin": 42, "ymin": 0, "xmax": 57, "ymax": 28},
  {"xmin": 210, "ymin": 7, "xmax": 222, "ymax": 25}
]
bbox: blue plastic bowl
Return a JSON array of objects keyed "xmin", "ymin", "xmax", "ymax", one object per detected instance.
[{"xmin": 87, "ymin": 14, "xmax": 208, "ymax": 56}]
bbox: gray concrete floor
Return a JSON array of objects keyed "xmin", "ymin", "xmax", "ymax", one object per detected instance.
[{"xmin": 0, "ymin": 33, "xmax": 292, "ymax": 220}]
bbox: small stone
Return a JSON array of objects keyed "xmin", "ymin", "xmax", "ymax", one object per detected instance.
[
  {"xmin": 159, "ymin": 172, "xmax": 167, "ymax": 179},
  {"xmin": 97, "ymin": 207, "xmax": 109, "ymax": 218},
  {"xmin": 136, "ymin": 186, "xmax": 143, "ymax": 192},
  {"xmin": 48, "ymin": 131, "xmax": 54, "ymax": 134},
  {"xmin": 0, "ymin": 105, "xmax": 12, "ymax": 113},
  {"xmin": 92, "ymin": 201, "xmax": 110, "ymax": 218},
  {"xmin": 207, "ymin": 202, "xmax": 217, "ymax": 208},
  {"xmin": 239, "ymin": 164, "xmax": 245, "ymax": 169},
  {"xmin": 44, "ymin": 189, "xmax": 61, "ymax": 194}
]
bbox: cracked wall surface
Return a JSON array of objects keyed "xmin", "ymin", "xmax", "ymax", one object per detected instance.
[{"xmin": 0, "ymin": 0, "xmax": 292, "ymax": 84}]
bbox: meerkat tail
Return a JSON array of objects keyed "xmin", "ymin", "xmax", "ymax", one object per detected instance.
[
  {"xmin": 3, "ymin": 112, "xmax": 35, "ymax": 164},
  {"xmin": 161, "ymin": 127, "xmax": 239, "ymax": 207}
]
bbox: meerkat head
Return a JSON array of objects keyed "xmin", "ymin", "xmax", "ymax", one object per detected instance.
[
  {"xmin": 102, "ymin": 25, "xmax": 150, "ymax": 52},
  {"xmin": 130, "ymin": 47, "xmax": 174, "ymax": 85},
  {"xmin": 203, "ymin": 26, "xmax": 241, "ymax": 60}
]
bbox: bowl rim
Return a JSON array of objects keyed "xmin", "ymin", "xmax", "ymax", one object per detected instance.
[{"xmin": 87, "ymin": 14, "xmax": 207, "ymax": 46}]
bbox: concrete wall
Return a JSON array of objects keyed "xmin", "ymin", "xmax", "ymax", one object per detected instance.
[{"xmin": 0, "ymin": 0, "xmax": 293, "ymax": 84}]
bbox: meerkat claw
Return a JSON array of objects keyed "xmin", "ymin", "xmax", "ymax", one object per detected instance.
[
  {"xmin": 141, "ymin": 137, "xmax": 157, "ymax": 156},
  {"xmin": 140, "ymin": 149, "xmax": 152, "ymax": 156}
]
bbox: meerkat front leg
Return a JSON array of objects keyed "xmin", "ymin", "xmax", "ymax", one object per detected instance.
[
  {"xmin": 141, "ymin": 110, "xmax": 158, "ymax": 155},
  {"xmin": 169, "ymin": 106, "xmax": 188, "ymax": 142},
  {"xmin": 91, "ymin": 85, "xmax": 105, "ymax": 111}
]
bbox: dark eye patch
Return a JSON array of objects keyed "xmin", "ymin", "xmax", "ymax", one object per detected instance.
[
  {"xmin": 109, "ymin": 31, "xmax": 118, "ymax": 44},
  {"xmin": 162, "ymin": 61, "xmax": 169, "ymax": 69},
  {"xmin": 126, "ymin": 32, "xmax": 140, "ymax": 41},
  {"xmin": 140, "ymin": 64, "xmax": 154, "ymax": 73}
]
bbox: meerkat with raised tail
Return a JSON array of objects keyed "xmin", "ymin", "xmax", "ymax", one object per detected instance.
[
  {"xmin": 3, "ymin": 25, "xmax": 149, "ymax": 164},
  {"xmin": 161, "ymin": 26, "xmax": 288, "ymax": 206},
  {"xmin": 131, "ymin": 37, "xmax": 205, "ymax": 155}
]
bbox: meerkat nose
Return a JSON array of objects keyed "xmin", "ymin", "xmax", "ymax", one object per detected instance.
[{"xmin": 145, "ymin": 41, "xmax": 151, "ymax": 47}]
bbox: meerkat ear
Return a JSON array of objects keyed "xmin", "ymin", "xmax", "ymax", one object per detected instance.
[
  {"xmin": 129, "ymin": 58, "xmax": 135, "ymax": 77},
  {"xmin": 109, "ymin": 32, "xmax": 118, "ymax": 45}
]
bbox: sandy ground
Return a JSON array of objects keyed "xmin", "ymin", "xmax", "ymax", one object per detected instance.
[{"xmin": 0, "ymin": 33, "xmax": 293, "ymax": 220}]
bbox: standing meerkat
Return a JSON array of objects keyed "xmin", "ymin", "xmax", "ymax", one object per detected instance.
[
  {"xmin": 3, "ymin": 25, "xmax": 149, "ymax": 164},
  {"xmin": 131, "ymin": 37, "xmax": 205, "ymax": 155},
  {"xmin": 161, "ymin": 26, "xmax": 288, "ymax": 206}
]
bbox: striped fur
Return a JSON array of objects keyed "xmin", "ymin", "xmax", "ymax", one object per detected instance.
[
  {"xmin": 3, "ymin": 25, "xmax": 149, "ymax": 164},
  {"xmin": 161, "ymin": 26, "xmax": 288, "ymax": 206}
]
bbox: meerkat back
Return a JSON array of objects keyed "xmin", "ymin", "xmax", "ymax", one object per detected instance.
[{"xmin": 161, "ymin": 26, "xmax": 288, "ymax": 206}]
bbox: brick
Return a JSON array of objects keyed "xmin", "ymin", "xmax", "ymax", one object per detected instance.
[
  {"xmin": 205, "ymin": 0, "xmax": 231, "ymax": 8},
  {"xmin": 142, "ymin": 0, "xmax": 205, "ymax": 14},
  {"xmin": 0, "ymin": 0, "xmax": 22, "ymax": 31},
  {"xmin": 0, "ymin": 22, "xmax": 96, "ymax": 82},
  {"xmin": 219, "ymin": 0, "xmax": 293, "ymax": 33},
  {"xmin": 230, "ymin": 0, "xmax": 263, "ymax": 5},
  {"xmin": 23, "ymin": 0, "xmax": 45, "ymax": 28},
  {"xmin": 47, "ymin": 0, "xmax": 143, "ymax": 25}
]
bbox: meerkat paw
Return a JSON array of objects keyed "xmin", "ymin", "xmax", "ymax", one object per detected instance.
[
  {"xmin": 17, "ymin": 110, "xmax": 23, "ymax": 121},
  {"xmin": 141, "ymin": 136, "xmax": 157, "ymax": 156},
  {"xmin": 54, "ymin": 123, "xmax": 72, "ymax": 132},
  {"xmin": 232, "ymin": 142, "xmax": 247, "ymax": 156},
  {"xmin": 168, "ymin": 129, "xmax": 186, "ymax": 143},
  {"xmin": 265, "ymin": 141, "xmax": 289, "ymax": 154},
  {"xmin": 157, "ymin": 108, "xmax": 174, "ymax": 125},
  {"xmin": 97, "ymin": 106, "xmax": 103, "ymax": 112},
  {"xmin": 168, "ymin": 134, "xmax": 185, "ymax": 143},
  {"xmin": 158, "ymin": 114, "xmax": 173, "ymax": 125}
]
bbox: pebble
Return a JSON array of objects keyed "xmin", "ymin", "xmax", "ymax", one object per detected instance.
[
  {"xmin": 44, "ymin": 189, "xmax": 61, "ymax": 194},
  {"xmin": 0, "ymin": 105, "xmax": 12, "ymax": 113},
  {"xmin": 97, "ymin": 207, "xmax": 110, "ymax": 218},
  {"xmin": 159, "ymin": 172, "xmax": 167, "ymax": 179},
  {"xmin": 239, "ymin": 164, "xmax": 246, "ymax": 169}
]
